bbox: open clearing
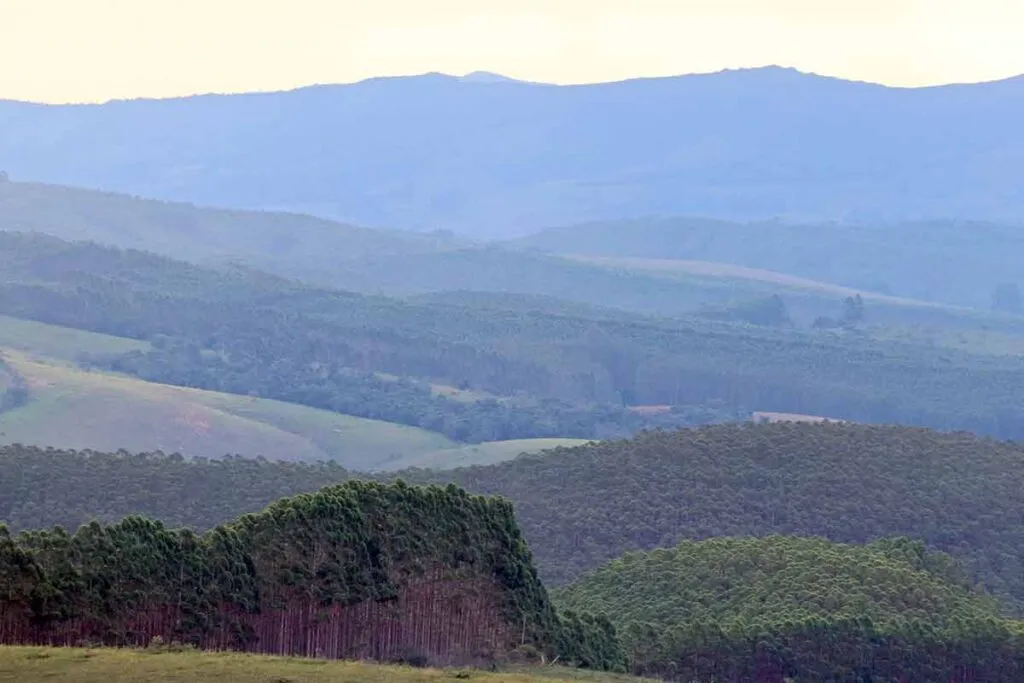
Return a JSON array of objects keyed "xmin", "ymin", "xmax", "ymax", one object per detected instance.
[
  {"xmin": 0, "ymin": 315, "xmax": 148, "ymax": 360},
  {"xmin": 0, "ymin": 351, "xmax": 456, "ymax": 470},
  {"xmin": 0, "ymin": 646, "xmax": 641, "ymax": 683},
  {"xmin": 564, "ymin": 255, "xmax": 961, "ymax": 309}
]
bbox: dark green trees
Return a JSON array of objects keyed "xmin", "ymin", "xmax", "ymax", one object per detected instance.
[
  {"xmin": 554, "ymin": 536, "xmax": 1024, "ymax": 682},
  {"xmin": 0, "ymin": 480, "xmax": 623, "ymax": 668}
]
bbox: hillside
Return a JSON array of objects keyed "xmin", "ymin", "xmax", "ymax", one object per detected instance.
[
  {"xmin": 7, "ymin": 181, "xmax": 1020, "ymax": 331},
  {"xmin": 0, "ymin": 350, "xmax": 457, "ymax": 469},
  {"xmin": 3, "ymin": 68, "xmax": 1024, "ymax": 234},
  {"xmin": 0, "ymin": 480, "xmax": 625, "ymax": 670},
  {"xmin": 515, "ymin": 217, "xmax": 1024, "ymax": 310},
  {"xmin": 8, "ymin": 423, "xmax": 1024, "ymax": 616},
  {"xmin": 412, "ymin": 423, "xmax": 1024, "ymax": 612},
  {"xmin": 0, "ymin": 314, "xmax": 588, "ymax": 470},
  {"xmin": 553, "ymin": 537, "xmax": 998, "ymax": 630},
  {"xmin": 319, "ymin": 246, "xmax": 1013, "ymax": 329},
  {"xmin": 8, "ymin": 232, "xmax": 1024, "ymax": 441},
  {"xmin": 552, "ymin": 536, "xmax": 1022, "ymax": 681},
  {"xmin": 0, "ymin": 179, "xmax": 459, "ymax": 284}
]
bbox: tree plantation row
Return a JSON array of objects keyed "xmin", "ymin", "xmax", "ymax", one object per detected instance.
[{"xmin": 0, "ymin": 480, "xmax": 624, "ymax": 670}]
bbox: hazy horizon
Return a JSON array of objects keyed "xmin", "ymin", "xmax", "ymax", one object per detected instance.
[{"xmin": 4, "ymin": 0, "xmax": 1024, "ymax": 104}]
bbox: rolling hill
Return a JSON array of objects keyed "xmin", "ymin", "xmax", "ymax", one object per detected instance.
[
  {"xmin": 515, "ymin": 216, "xmax": 1024, "ymax": 310},
  {"xmin": 3, "ymin": 67, "xmax": 1024, "ymax": 235},
  {"xmin": 0, "ymin": 315, "xmax": 597, "ymax": 470},
  {"xmin": 8, "ymin": 422, "xmax": 1024, "ymax": 619},
  {"xmin": 7, "ymin": 231, "xmax": 1024, "ymax": 442},
  {"xmin": 4, "ymin": 180, "xmax": 1023, "ymax": 331},
  {"xmin": 552, "ymin": 536, "xmax": 1021, "ymax": 681},
  {"xmin": 0, "ymin": 179, "xmax": 460, "ymax": 285},
  {"xmin": 0, "ymin": 349, "xmax": 457, "ymax": 468},
  {"xmin": 6, "ymin": 179, "xmax": 1024, "ymax": 336}
]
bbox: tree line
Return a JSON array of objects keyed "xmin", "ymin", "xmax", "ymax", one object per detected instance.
[
  {"xmin": 0, "ymin": 479, "xmax": 625, "ymax": 670},
  {"xmin": 6, "ymin": 422, "xmax": 1024, "ymax": 616}
]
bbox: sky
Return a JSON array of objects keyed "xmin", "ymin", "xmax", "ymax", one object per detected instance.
[{"xmin": 3, "ymin": 0, "xmax": 1023, "ymax": 103}]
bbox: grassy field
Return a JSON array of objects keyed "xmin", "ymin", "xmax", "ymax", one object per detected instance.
[
  {"xmin": 0, "ymin": 647, "xmax": 641, "ymax": 683},
  {"xmin": 0, "ymin": 351, "xmax": 456, "ymax": 470},
  {"xmin": 0, "ymin": 315, "xmax": 148, "ymax": 360},
  {"xmin": 564, "ymin": 255, "xmax": 946, "ymax": 307},
  {"xmin": 379, "ymin": 438, "xmax": 594, "ymax": 471}
]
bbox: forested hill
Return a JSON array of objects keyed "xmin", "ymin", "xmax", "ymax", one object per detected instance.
[
  {"xmin": 0, "ymin": 179, "xmax": 461, "ymax": 284},
  {"xmin": 0, "ymin": 479, "xmax": 625, "ymax": 670},
  {"xmin": 7, "ymin": 422, "xmax": 1024, "ymax": 615},
  {"xmin": 6, "ymin": 231, "xmax": 1024, "ymax": 440},
  {"xmin": 411, "ymin": 423, "xmax": 1024, "ymax": 612},
  {"xmin": 513, "ymin": 217, "xmax": 1024, "ymax": 310},
  {"xmin": 552, "ymin": 536, "xmax": 1023, "ymax": 682},
  {"xmin": 3, "ymin": 68, "xmax": 1024, "ymax": 234}
]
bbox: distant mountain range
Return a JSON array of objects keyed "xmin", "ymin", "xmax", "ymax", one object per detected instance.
[{"xmin": 2, "ymin": 66, "xmax": 1023, "ymax": 237}]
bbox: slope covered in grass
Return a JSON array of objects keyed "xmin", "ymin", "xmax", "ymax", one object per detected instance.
[
  {"xmin": 0, "ymin": 351, "xmax": 456, "ymax": 468},
  {"xmin": 0, "ymin": 180, "xmax": 459, "ymax": 284},
  {"xmin": 0, "ymin": 647, "xmax": 641, "ymax": 683},
  {"xmin": 0, "ymin": 314, "xmax": 148, "ymax": 360},
  {"xmin": 516, "ymin": 216, "xmax": 1024, "ymax": 311}
]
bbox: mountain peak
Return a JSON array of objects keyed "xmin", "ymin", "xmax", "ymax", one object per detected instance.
[{"xmin": 458, "ymin": 71, "xmax": 523, "ymax": 84}]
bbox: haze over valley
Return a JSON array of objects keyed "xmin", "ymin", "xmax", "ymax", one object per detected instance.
[{"xmin": 2, "ymin": 4, "xmax": 1024, "ymax": 680}]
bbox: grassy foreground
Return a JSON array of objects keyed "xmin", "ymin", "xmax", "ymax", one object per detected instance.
[{"xmin": 0, "ymin": 647, "xmax": 640, "ymax": 683}]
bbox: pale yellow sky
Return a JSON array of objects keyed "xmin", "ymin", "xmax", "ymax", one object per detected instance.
[{"xmin": 3, "ymin": 0, "xmax": 1023, "ymax": 103}]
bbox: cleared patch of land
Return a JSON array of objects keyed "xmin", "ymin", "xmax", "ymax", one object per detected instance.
[
  {"xmin": 0, "ymin": 351, "xmax": 456, "ymax": 470},
  {"xmin": 564, "ymin": 255, "xmax": 958, "ymax": 309},
  {"xmin": 379, "ymin": 439, "xmax": 594, "ymax": 471},
  {"xmin": 0, "ymin": 315, "xmax": 148, "ymax": 360},
  {"xmin": 0, "ymin": 646, "xmax": 642, "ymax": 683}
]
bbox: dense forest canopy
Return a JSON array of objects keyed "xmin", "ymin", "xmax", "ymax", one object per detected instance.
[
  {"xmin": 7, "ymin": 422, "xmax": 1024, "ymax": 617},
  {"xmin": 2, "ymin": 444, "xmax": 1024, "ymax": 679},
  {"xmin": 0, "ymin": 479, "xmax": 625, "ymax": 670},
  {"xmin": 553, "ymin": 536, "xmax": 1024, "ymax": 682},
  {"xmin": 408, "ymin": 422, "xmax": 1024, "ymax": 612},
  {"xmin": 553, "ymin": 536, "xmax": 1000, "ymax": 630}
]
